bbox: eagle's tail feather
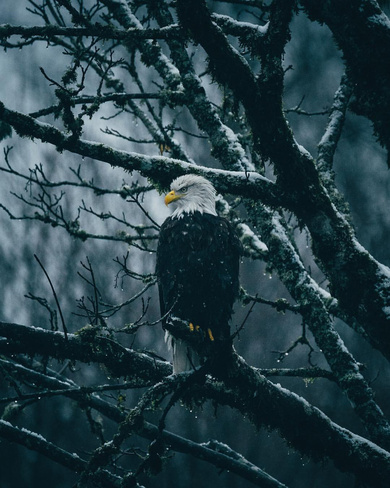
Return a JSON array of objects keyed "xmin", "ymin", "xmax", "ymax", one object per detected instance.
[{"xmin": 165, "ymin": 331, "xmax": 196, "ymax": 373}]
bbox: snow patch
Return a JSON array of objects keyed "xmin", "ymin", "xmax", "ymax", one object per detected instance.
[
  {"xmin": 368, "ymin": 12, "xmax": 390, "ymax": 30},
  {"xmin": 238, "ymin": 223, "xmax": 268, "ymax": 254}
]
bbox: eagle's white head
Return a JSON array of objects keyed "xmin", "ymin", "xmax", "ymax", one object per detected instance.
[{"xmin": 164, "ymin": 174, "xmax": 217, "ymax": 218}]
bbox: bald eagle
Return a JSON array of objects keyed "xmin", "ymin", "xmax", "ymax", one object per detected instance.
[{"xmin": 156, "ymin": 174, "xmax": 241, "ymax": 373}]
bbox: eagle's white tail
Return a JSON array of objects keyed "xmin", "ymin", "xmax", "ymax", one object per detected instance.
[{"xmin": 165, "ymin": 331, "xmax": 195, "ymax": 373}]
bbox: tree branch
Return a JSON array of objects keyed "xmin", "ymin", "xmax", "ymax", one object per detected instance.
[
  {"xmin": 0, "ymin": 22, "xmax": 183, "ymax": 42},
  {"xmin": 139, "ymin": 421, "xmax": 289, "ymax": 488},
  {"xmin": 248, "ymin": 204, "xmax": 390, "ymax": 449},
  {"xmin": 0, "ymin": 321, "xmax": 171, "ymax": 380},
  {"xmin": 213, "ymin": 351, "xmax": 390, "ymax": 488},
  {"xmin": 0, "ymin": 357, "xmax": 288, "ymax": 488},
  {"xmin": 301, "ymin": 0, "xmax": 390, "ymax": 159},
  {"xmin": 0, "ymin": 420, "xmax": 126, "ymax": 488},
  {"xmin": 0, "ymin": 100, "xmax": 278, "ymax": 203},
  {"xmin": 2, "ymin": 324, "xmax": 390, "ymax": 486},
  {"xmin": 145, "ymin": 1, "xmax": 253, "ymax": 172}
]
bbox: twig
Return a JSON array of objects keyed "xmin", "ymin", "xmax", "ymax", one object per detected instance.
[
  {"xmin": 231, "ymin": 299, "xmax": 257, "ymax": 340},
  {"xmin": 272, "ymin": 322, "xmax": 317, "ymax": 365},
  {"xmin": 34, "ymin": 254, "xmax": 68, "ymax": 340}
]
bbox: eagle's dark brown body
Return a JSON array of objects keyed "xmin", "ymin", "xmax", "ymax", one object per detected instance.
[{"xmin": 156, "ymin": 211, "xmax": 241, "ymax": 342}]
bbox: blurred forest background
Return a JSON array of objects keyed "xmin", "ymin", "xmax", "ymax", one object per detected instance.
[{"xmin": 1, "ymin": 1, "xmax": 390, "ymax": 487}]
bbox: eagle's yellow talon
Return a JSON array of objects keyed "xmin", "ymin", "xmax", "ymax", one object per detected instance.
[
  {"xmin": 195, "ymin": 325, "xmax": 201, "ymax": 332},
  {"xmin": 189, "ymin": 322, "xmax": 194, "ymax": 332},
  {"xmin": 207, "ymin": 328, "xmax": 215, "ymax": 341}
]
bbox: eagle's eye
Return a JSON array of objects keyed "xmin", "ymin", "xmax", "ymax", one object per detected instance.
[{"xmin": 180, "ymin": 186, "xmax": 188, "ymax": 193}]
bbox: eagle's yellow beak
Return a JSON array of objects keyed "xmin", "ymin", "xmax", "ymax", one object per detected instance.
[{"xmin": 164, "ymin": 190, "xmax": 182, "ymax": 206}]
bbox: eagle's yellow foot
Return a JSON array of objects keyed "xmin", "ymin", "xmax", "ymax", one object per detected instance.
[
  {"xmin": 207, "ymin": 328, "xmax": 215, "ymax": 341},
  {"xmin": 189, "ymin": 323, "xmax": 202, "ymax": 333}
]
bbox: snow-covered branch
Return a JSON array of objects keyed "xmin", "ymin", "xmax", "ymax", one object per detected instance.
[
  {"xmin": 1, "ymin": 322, "xmax": 390, "ymax": 486},
  {"xmin": 248, "ymin": 204, "xmax": 390, "ymax": 449},
  {"xmin": 302, "ymin": 0, "xmax": 390, "ymax": 157},
  {"xmin": 0, "ymin": 101, "xmax": 278, "ymax": 204},
  {"xmin": 0, "ymin": 420, "xmax": 128, "ymax": 487},
  {"xmin": 0, "ymin": 22, "xmax": 183, "ymax": 43},
  {"xmin": 218, "ymin": 352, "xmax": 390, "ymax": 488},
  {"xmin": 0, "ymin": 321, "xmax": 171, "ymax": 380},
  {"xmin": 0, "ymin": 357, "xmax": 287, "ymax": 488}
]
